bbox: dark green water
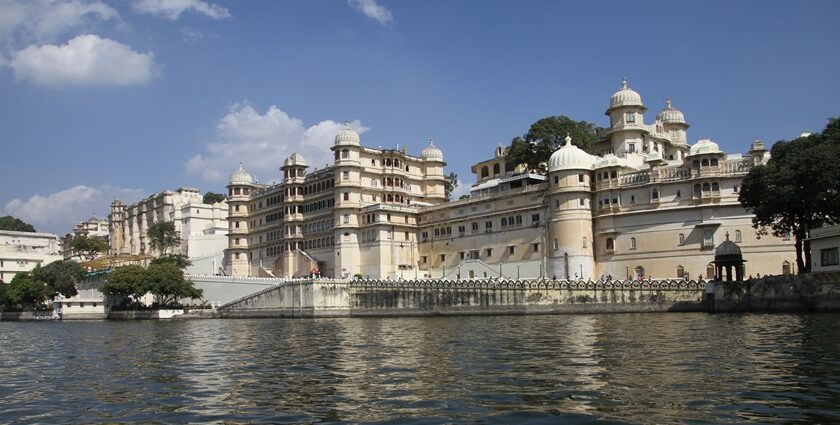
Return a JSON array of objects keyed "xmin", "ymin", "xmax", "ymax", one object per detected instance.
[{"xmin": 1, "ymin": 314, "xmax": 839, "ymax": 424}]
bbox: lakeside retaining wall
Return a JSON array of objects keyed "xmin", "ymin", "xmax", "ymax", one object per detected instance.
[
  {"xmin": 217, "ymin": 278, "xmax": 706, "ymax": 318},
  {"xmin": 714, "ymin": 272, "xmax": 840, "ymax": 312}
]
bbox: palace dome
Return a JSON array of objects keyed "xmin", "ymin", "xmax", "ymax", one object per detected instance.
[
  {"xmin": 283, "ymin": 153, "xmax": 307, "ymax": 167},
  {"xmin": 715, "ymin": 239, "xmax": 742, "ymax": 257},
  {"xmin": 422, "ymin": 140, "xmax": 444, "ymax": 161},
  {"xmin": 335, "ymin": 121, "xmax": 360, "ymax": 146},
  {"xmin": 688, "ymin": 139, "xmax": 723, "ymax": 156},
  {"xmin": 548, "ymin": 135, "xmax": 595, "ymax": 172},
  {"xmin": 609, "ymin": 78, "xmax": 643, "ymax": 109},
  {"xmin": 657, "ymin": 99, "xmax": 686, "ymax": 125},
  {"xmin": 229, "ymin": 162, "xmax": 253, "ymax": 185}
]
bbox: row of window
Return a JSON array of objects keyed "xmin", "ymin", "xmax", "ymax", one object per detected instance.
[
  {"xmin": 602, "ymin": 230, "xmax": 746, "ymax": 252},
  {"xmin": 479, "ymin": 162, "xmax": 516, "ymax": 178},
  {"xmin": 423, "ymin": 214, "xmax": 541, "ymax": 240},
  {"xmin": 422, "ymin": 243, "xmax": 542, "ymax": 264}
]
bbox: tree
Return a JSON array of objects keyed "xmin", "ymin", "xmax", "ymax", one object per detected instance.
[
  {"xmin": 33, "ymin": 260, "xmax": 86, "ymax": 298},
  {"xmin": 70, "ymin": 235, "xmax": 108, "ymax": 260},
  {"xmin": 101, "ymin": 265, "xmax": 147, "ymax": 300},
  {"xmin": 444, "ymin": 172, "xmax": 459, "ymax": 201},
  {"xmin": 739, "ymin": 117, "xmax": 840, "ymax": 273},
  {"xmin": 0, "ymin": 215, "xmax": 36, "ymax": 232},
  {"xmin": 146, "ymin": 221, "xmax": 181, "ymax": 256},
  {"xmin": 203, "ymin": 192, "xmax": 227, "ymax": 204},
  {"xmin": 506, "ymin": 115, "xmax": 598, "ymax": 173},
  {"xmin": 144, "ymin": 262, "xmax": 202, "ymax": 306},
  {"xmin": 5, "ymin": 272, "xmax": 51, "ymax": 309},
  {"xmin": 150, "ymin": 254, "xmax": 192, "ymax": 270}
]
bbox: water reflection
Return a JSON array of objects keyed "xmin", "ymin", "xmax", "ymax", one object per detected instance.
[{"xmin": 0, "ymin": 314, "xmax": 839, "ymax": 423}]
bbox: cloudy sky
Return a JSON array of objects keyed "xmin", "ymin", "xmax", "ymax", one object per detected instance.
[{"xmin": 2, "ymin": 0, "xmax": 839, "ymax": 234}]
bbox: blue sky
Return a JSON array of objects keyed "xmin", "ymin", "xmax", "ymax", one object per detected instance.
[{"xmin": 1, "ymin": 0, "xmax": 838, "ymax": 234}]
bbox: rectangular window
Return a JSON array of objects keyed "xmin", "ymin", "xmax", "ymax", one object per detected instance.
[
  {"xmin": 579, "ymin": 198, "xmax": 585, "ymax": 206},
  {"xmin": 531, "ymin": 213, "xmax": 540, "ymax": 224},
  {"xmin": 439, "ymin": 254, "xmax": 446, "ymax": 262},
  {"xmin": 578, "ymin": 174, "xmax": 584, "ymax": 183},
  {"xmin": 472, "ymin": 222, "xmax": 479, "ymax": 232},
  {"xmin": 460, "ymin": 252, "xmax": 465, "ymax": 260},
  {"xmin": 628, "ymin": 143, "xmax": 636, "ymax": 153},
  {"xmin": 343, "ymin": 171, "xmax": 349, "ymax": 180},
  {"xmin": 422, "ymin": 256, "xmax": 427, "ymax": 264},
  {"xmin": 458, "ymin": 225, "xmax": 465, "ymax": 235},
  {"xmin": 532, "ymin": 243, "xmax": 540, "ymax": 252},
  {"xmin": 821, "ymin": 248, "xmax": 839, "ymax": 266},
  {"xmin": 485, "ymin": 221, "xmax": 493, "ymax": 231},
  {"xmin": 508, "ymin": 246, "xmax": 515, "ymax": 255},
  {"xmin": 485, "ymin": 248, "xmax": 493, "ymax": 257},
  {"xmin": 343, "ymin": 193, "xmax": 350, "ymax": 201},
  {"xmin": 625, "ymin": 112, "xmax": 635, "ymax": 123}
]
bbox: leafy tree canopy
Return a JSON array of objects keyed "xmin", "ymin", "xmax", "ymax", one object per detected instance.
[
  {"xmin": 5, "ymin": 272, "xmax": 51, "ymax": 309},
  {"xmin": 0, "ymin": 215, "xmax": 36, "ymax": 232},
  {"xmin": 33, "ymin": 260, "xmax": 86, "ymax": 298},
  {"xmin": 203, "ymin": 192, "xmax": 227, "ymax": 204},
  {"xmin": 70, "ymin": 235, "xmax": 108, "ymax": 260},
  {"xmin": 444, "ymin": 172, "xmax": 459, "ymax": 201},
  {"xmin": 739, "ymin": 117, "xmax": 840, "ymax": 273},
  {"xmin": 149, "ymin": 254, "xmax": 192, "ymax": 270},
  {"xmin": 505, "ymin": 115, "xmax": 598, "ymax": 173},
  {"xmin": 146, "ymin": 221, "xmax": 181, "ymax": 256},
  {"xmin": 144, "ymin": 262, "xmax": 202, "ymax": 306},
  {"xmin": 101, "ymin": 265, "xmax": 147, "ymax": 300}
]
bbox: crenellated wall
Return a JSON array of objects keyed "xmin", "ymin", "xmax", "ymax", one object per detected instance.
[{"xmin": 218, "ymin": 278, "xmax": 707, "ymax": 317}]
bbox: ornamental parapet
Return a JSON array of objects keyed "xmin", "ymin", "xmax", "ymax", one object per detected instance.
[{"xmin": 348, "ymin": 277, "xmax": 705, "ymax": 291}]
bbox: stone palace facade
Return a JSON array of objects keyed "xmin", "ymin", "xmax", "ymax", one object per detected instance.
[{"xmin": 224, "ymin": 80, "xmax": 795, "ymax": 280}]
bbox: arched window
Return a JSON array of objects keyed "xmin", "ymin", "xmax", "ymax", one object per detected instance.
[
  {"xmin": 606, "ymin": 237, "xmax": 614, "ymax": 251},
  {"xmin": 678, "ymin": 233, "xmax": 685, "ymax": 245},
  {"xmin": 712, "ymin": 182, "xmax": 720, "ymax": 192},
  {"xmin": 706, "ymin": 263, "xmax": 715, "ymax": 279},
  {"xmin": 676, "ymin": 265, "xmax": 685, "ymax": 278},
  {"xmin": 493, "ymin": 163, "xmax": 500, "ymax": 175},
  {"xmin": 735, "ymin": 230, "xmax": 742, "ymax": 243},
  {"xmin": 693, "ymin": 184, "xmax": 701, "ymax": 195},
  {"xmin": 782, "ymin": 261, "xmax": 792, "ymax": 275},
  {"xmin": 652, "ymin": 188, "xmax": 659, "ymax": 200},
  {"xmin": 481, "ymin": 166, "xmax": 489, "ymax": 178},
  {"xmin": 630, "ymin": 237, "xmax": 637, "ymax": 250},
  {"xmin": 341, "ymin": 149, "xmax": 349, "ymax": 159},
  {"xmin": 711, "ymin": 158, "xmax": 719, "ymax": 166},
  {"xmin": 610, "ymin": 170, "xmax": 617, "ymax": 179},
  {"xmin": 692, "ymin": 160, "xmax": 700, "ymax": 168},
  {"xmin": 702, "ymin": 183, "xmax": 711, "ymax": 192},
  {"xmin": 701, "ymin": 158, "xmax": 709, "ymax": 167}
]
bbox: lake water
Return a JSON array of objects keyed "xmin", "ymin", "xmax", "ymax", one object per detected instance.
[{"xmin": 1, "ymin": 314, "xmax": 839, "ymax": 424}]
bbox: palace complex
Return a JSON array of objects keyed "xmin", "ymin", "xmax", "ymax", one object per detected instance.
[{"xmin": 224, "ymin": 80, "xmax": 795, "ymax": 280}]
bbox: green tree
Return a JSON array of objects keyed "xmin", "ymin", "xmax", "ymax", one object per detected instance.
[
  {"xmin": 70, "ymin": 235, "xmax": 109, "ymax": 260},
  {"xmin": 739, "ymin": 117, "xmax": 840, "ymax": 273},
  {"xmin": 144, "ymin": 262, "xmax": 202, "ymax": 306},
  {"xmin": 6, "ymin": 272, "xmax": 51, "ymax": 309},
  {"xmin": 33, "ymin": 260, "xmax": 86, "ymax": 298},
  {"xmin": 444, "ymin": 172, "xmax": 459, "ymax": 201},
  {"xmin": 203, "ymin": 192, "xmax": 227, "ymax": 204},
  {"xmin": 0, "ymin": 215, "xmax": 36, "ymax": 232},
  {"xmin": 150, "ymin": 254, "xmax": 192, "ymax": 270},
  {"xmin": 101, "ymin": 265, "xmax": 148, "ymax": 300},
  {"xmin": 146, "ymin": 221, "xmax": 181, "ymax": 255},
  {"xmin": 506, "ymin": 115, "xmax": 598, "ymax": 173},
  {"xmin": 0, "ymin": 282, "xmax": 8, "ymax": 309}
]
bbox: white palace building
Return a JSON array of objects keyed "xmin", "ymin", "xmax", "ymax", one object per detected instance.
[{"xmin": 224, "ymin": 80, "xmax": 795, "ymax": 280}]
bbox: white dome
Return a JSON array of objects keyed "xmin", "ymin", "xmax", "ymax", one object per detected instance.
[
  {"xmin": 334, "ymin": 121, "xmax": 360, "ymax": 146},
  {"xmin": 657, "ymin": 99, "xmax": 686, "ymax": 125},
  {"xmin": 688, "ymin": 139, "xmax": 723, "ymax": 157},
  {"xmin": 229, "ymin": 162, "xmax": 253, "ymax": 185},
  {"xmin": 422, "ymin": 140, "xmax": 444, "ymax": 161},
  {"xmin": 548, "ymin": 135, "xmax": 595, "ymax": 172},
  {"xmin": 594, "ymin": 153, "xmax": 628, "ymax": 169},
  {"xmin": 609, "ymin": 78, "xmax": 643, "ymax": 109}
]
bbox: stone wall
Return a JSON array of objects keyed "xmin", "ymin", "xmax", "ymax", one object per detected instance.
[
  {"xmin": 218, "ymin": 278, "xmax": 706, "ymax": 317},
  {"xmin": 713, "ymin": 272, "xmax": 840, "ymax": 312}
]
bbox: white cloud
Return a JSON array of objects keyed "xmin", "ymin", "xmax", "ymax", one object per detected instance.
[
  {"xmin": 4, "ymin": 184, "xmax": 144, "ymax": 234},
  {"xmin": 0, "ymin": 0, "xmax": 119, "ymax": 46},
  {"xmin": 11, "ymin": 34, "xmax": 158, "ymax": 87},
  {"xmin": 186, "ymin": 103, "xmax": 368, "ymax": 183},
  {"xmin": 348, "ymin": 0, "xmax": 393, "ymax": 26},
  {"xmin": 132, "ymin": 0, "xmax": 230, "ymax": 20}
]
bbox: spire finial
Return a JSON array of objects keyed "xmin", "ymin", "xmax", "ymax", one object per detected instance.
[
  {"xmin": 238, "ymin": 161, "xmax": 243, "ymax": 168},
  {"xmin": 665, "ymin": 98, "xmax": 672, "ymax": 108},
  {"xmin": 429, "ymin": 138, "xmax": 434, "ymax": 146},
  {"xmin": 621, "ymin": 77, "xmax": 628, "ymax": 89},
  {"xmin": 344, "ymin": 120, "xmax": 350, "ymax": 128},
  {"xmin": 725, "ymin": 231, "xmax": 730, "ymax": 241},
  {"xmin": 564, "ymin": 133, "xmax": 572, "ymax": 146}
]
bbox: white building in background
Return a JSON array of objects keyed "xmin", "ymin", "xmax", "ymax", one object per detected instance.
[
  {"xmin": 0, "ymin": 230, "xmax": 63, "ymax": 283},
  {"xmin": 61, "ymin": 216, "xmax": 110, "ymax": 260},
  {"xmin": 109, "ymin": 188, "xmax": 229, "ymax": 274},
  {"xmin": 810, "ymin": 225, "xmax": 840, "ymax": 273}
]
